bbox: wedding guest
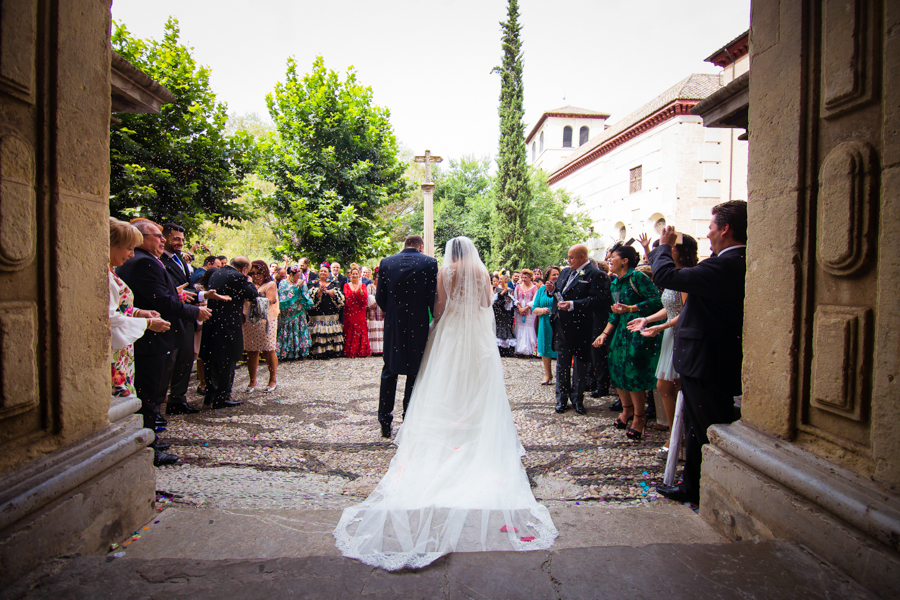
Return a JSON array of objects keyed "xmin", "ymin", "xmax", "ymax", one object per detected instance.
[
  {"xmin": 531, "ymin": 265, "xmax": 559, "ymax": 384},
  {"xmin": 491, "ymin": 274, "xmax": 500, "ymax": 289},
  {"xmin": 628, "ymin": 234, "xmax": 697, "ymax": 452},
  {"xmin": 297, "ymin": 257, "xmax": 312, "ymax": 284},
  {"xmin": 191, "ymin": 255, "xmax": 220, "ymax": 285},
  {"xmin": 117, "ymin": 221, "xmax": 210, "ymax": 440},
  {"xmin": 366, "ymin": 268, "xmax": 384, "ymax": 355},
  {"xmin": 193, "ymin": 266, "xmax": 219, "ymax": 394},
  {"xmin": 108, "ymin": 218, "xmax": 174, "ymax": 466},
  {"xmin": 308, "ymin": 265, "xmax": 345, "ymax": 358},
  {"xmin": 650, "ymin": 202, "xmax": 747, "ymax": 504},
  {"xmin": 274, "ymin": 267, "xmax": 287, "ymax": 285},
  {"xmin": 116, "ymin": 220, "xmax": 210, "ymax": 431},
  {"xmin": 160, "ymin": 222, "xmax": 200, "ymax": 416},
  {"xmin": 492, "ymin": 273, "xmax": 516, "ymax": 357},
  {"xmin": 593, "ymin": 245, "xmax": 662, "ymax": 440},
  {"xmin": 361, "ymin": 266, "xmax": 373, "ymax": 286},
  {"xmin": 243, "ymin": 260, "xmax": 279, "ymax": 392},
  {"xmin": 552, "ymin": 244, "xmax": 608, "ymax": 415},
  {"xmin": 217, "ymin": 254, "xmax": 228, "ymax": 265},
  {"xmin": 343, "ymin": 266, "xmax": 371, "ymax": 357},
  {"xmin": 513, "ymin": 269, "xmax": 538, "ymax": 356},
  {"xmin": 331, "ymin": 262, "xmax": 348, "ymax": 287},
  {"xmin": 277, "ymin": 266, "xmax": 313, "ymax": 360},
  {"xmin": 200, "ymin": 257, "xmax": 260, "ymax": 408}
]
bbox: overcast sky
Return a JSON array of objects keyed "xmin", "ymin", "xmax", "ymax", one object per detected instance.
[{"xmin": 112, "ymin": 0, "xmax": 750, "ymax": 164}]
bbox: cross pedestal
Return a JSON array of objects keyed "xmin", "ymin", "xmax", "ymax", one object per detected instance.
[{"xmin": 414, "ymin": 149, "xmax": 442, "ymax": 257}]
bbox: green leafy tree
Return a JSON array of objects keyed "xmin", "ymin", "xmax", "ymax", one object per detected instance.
[
  {"xmin": 527, "ymin": 168, "xmax": 593, "ymax": 269},
  {"xmin": 257, "ymin": 56, "xmax": 411, "ymax": 262},
  {"xmin": 493, "ymin": 0, "xmax": 531, "ymax": 270},
  {"xmin": 110, "ymin": 19, "xmax": 256, "ymax": 236}
]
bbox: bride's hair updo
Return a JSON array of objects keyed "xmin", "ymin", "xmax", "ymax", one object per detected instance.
[{"xmin": 450, "ymin": 237, "xmax": 465, "ymax": 262}]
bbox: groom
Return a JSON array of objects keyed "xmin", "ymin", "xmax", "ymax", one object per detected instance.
[{"xmin": 375, "ymin": 235, "xmax": 439, "ymax": 438}]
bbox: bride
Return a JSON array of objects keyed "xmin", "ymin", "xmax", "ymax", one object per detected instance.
[{"xmin": 333, "ymin": 236, "xmax": 558, "ymax": 570}]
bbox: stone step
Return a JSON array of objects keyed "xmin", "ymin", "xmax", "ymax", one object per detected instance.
[
  {"xmin": 7, "ymin": 539, "xmax": 874, "ymax": 599},
  {"xmin": 114, "ymin": 503, "xmax": 725, "ymax": 561}
]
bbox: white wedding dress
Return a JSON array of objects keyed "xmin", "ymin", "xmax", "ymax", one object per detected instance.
[{"xmin": 333, "ymin": 237, "xmax": 558, "ymax": 570}]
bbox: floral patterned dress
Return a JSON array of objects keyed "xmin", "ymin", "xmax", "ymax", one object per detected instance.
[
  {"xmin": 607, "ymin": 269, "xmax": 663, "ymax": 391},
  {"xmin": 109, "ymin": 270, "xmax": 147, "ymax": 398},
  {"xmin": 366, "ymin": 282, "xmax": 384, "ymax": 355},
  {"xmin": 342, "ymin": 282, "xmax": 371, "ymax": 357},
  {"xmin": 277, "ymin": 279, "xmax": 313, "ymax": 359},
  {"xmin": 307, "ymin": 281, "xmax": 345, "ymax": 359}
]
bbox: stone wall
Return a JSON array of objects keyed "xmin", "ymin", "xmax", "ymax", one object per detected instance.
[
  {"xmin": 701, "ymin": 0, "xmax": 900, "ymax": 596},
  {"xmin": 0, "ymin": 0, "xmax": 155, "ymax": 585}
]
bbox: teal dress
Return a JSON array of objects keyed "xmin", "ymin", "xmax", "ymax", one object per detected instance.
[
  {"xmin": 607, "ymin": 269, "xmax": 663, "ymax": 391},
  {"xmin": 533, "ymin": 285, "xmax": 556, "ymax": 359},
  {"xmin": 277, "ymin": 279, "xmax": 314, "ymax": 359}
]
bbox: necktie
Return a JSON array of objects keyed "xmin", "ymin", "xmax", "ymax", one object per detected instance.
[{"xmin": 172, "ymin": 254, "xmax": 187, "ymax": 279}]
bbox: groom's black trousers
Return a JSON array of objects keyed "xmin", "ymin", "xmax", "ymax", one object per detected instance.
[{"xmin": 378, "ymin": 364, "xmax": 417, "ymax": 426}]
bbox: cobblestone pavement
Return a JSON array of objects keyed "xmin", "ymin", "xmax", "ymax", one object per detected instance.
[{"xmin": 155, "ymin": 356, "xmax": 678, "ymax": 512}]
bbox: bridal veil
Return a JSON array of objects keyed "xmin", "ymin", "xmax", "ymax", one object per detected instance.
[{"xmin": 333, "ymin": 236, "xmax": 558, "ymax": 570}]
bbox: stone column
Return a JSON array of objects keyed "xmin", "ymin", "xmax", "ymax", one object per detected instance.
[
  {"xmin": 699, "ymin": 1, "xmax": 900, "ymax": 597},
  {"xmin": 0, "ymin": 0, "xmax": 155, "ymax": 585},
  {"xmin": 422, "ymin": 182, "xmax": 435, "ymax": 257}
]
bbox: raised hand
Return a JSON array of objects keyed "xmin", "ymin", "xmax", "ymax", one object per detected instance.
[
  {"xmin": 204, "ymin": 290, "xmax": 232, "ymax": 302},
  {"xmin": 627, "ymin": 317, "xmax": 649, "ymax": 332}
]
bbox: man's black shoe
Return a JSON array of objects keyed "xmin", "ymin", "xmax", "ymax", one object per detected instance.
[
  {"xmin": 655, "ymin": 484, "xmax": 699, "ymax": 504},
  {"xmin": 555, "ymin": 398, "xmax": 569, "ymax": 414},
  {"xmin": 608, "ymin": 399, "xmax": 622, "ymax": 412},
  {"xmin": 590, "ymin": 390, "xmax": 603, "ymax": 398},
  {"xmin": 211, "ymin": 399, "xmax": 242, "ymax": 409},
  {"xmin": 151, "ymin": 438, "xmax": 170, "ymax": 451},
  {"xmin": 153, "ymin": 449, "xmax": 179, "ymax": 467},
  {"xmin": 167, "ymin": 403, "xmax": 200, "ymax": 415},
  {"xmin": 380, "ymin": 422, "xmax": 391, "ymax": 438},
  {"xmin": 573, "ymin": 399, "xmax": 587, "ymax": 415}
]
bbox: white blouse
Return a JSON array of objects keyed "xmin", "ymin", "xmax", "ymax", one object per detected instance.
[{"xmin": 109, "ymin": 270, "xmax": 148, "ymax": 351}]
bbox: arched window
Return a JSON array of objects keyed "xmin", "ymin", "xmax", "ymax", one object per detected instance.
[
  {"xmin": 539, "ymin": 131, "xmax": 544, "ymax": 153},
  {"xmin": 562, "ymin": 126, "xmax": 573, "ymax": 148},
  {"xmin": 532, "ymin": 142, "xmax": 536, "ymax": 162},
  {"xmin": 579, "ymin": 126, "xmax": 589, "ymax": 146}
]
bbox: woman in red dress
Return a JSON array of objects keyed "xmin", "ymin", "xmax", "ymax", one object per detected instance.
[{"xmin": 343, "ymin": 266, "xmax": 372, "ymax": 357}]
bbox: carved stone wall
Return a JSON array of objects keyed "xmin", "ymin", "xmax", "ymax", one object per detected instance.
[
  {"xmin": 0, "ymin": 0, "xmax": 112, "ymax": 474},
  {"xmin": 743, "ymin": 0, "xmax": 898, "ymax": 485}
]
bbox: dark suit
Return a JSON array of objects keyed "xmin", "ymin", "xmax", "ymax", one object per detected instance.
[
  {"xmin": 199, "ymin": 265, "xmax": 260, "ymax": 403},
  {"xmin": 117, "ymin": 248, "xmax": 201, "ymax": 427},
  {"xmin": 551, "ymin": 262, "xmax": 608, "ymax": 411},
  {"xmin": 161, "ymin": 251, "xmax": 196, "ymax": 409},
  {"xmin": 650, "ymin": 244, "xmax": 746, "ymax": 500},
  {"xmin": 375, "ymin": 248, "xmax": 438, "ymax": 426}
]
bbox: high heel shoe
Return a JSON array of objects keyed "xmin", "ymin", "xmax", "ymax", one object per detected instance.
[
  {"xmin": 626, "ymin": 413, "xmax": 646, "ymax": 440},
  {"xmin": 613, "ymin": 406, "xmax": 634, "ymax": 430}
]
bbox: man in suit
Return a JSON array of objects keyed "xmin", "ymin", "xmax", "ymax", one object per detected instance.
[
  {"xmin": 190, "ymin": 255, "xmax": 221, "ymax": 285},
  {"xmin": 199, "ymin": 256, "xmax": 260, "ymax": 408},
  {"xmin": 551, "ymin": 244, "xmax": 609, "ymax": 415},
  {"xmin": 117, "ymin": 221, "xmax": 211, "ymax": 465},
  {"xmin": 375, "ymin": 235, "xmax": 438, "ymax": 438},
  {"xmin": 649, "ymin": 200, "xmax": 747, "ymax": 504},
  {"xmin": 160, "ymin": 223, "xmax": 201, "ymax": 415}
]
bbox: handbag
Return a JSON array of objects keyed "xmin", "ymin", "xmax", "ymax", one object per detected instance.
[{"xmin": 248, "ymin": 296, "xmax": 269, "ymax": 325}]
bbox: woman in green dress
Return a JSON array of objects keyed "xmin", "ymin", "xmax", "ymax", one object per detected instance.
[
  {"xmin": 277, "ymin": 266, "xmax": 314, "ymax": 359},
  {"xmin": 593, "ymin": 245, "xmax": 662, "ymax": 440},
  {"xmin": 531, "ymin": 265, "xmax": 559, "ymax": 385}
]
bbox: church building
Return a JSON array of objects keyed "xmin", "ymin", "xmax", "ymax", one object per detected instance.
[{"xmin": 529, "ymin": 31, "xmax": 750, "ymax": 258}]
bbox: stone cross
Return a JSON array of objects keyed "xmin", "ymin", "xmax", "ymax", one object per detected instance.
[{"xmin": 414, "ymin": 149, "xmax": 442, "ymax": 257}]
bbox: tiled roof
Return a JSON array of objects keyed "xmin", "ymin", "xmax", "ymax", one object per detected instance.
[
  {"xmin": 526, "ymin": 105, "xmax": 610, "ymax": 143},
  {"xmin": 550, "ymin": 74, "xmax": 722, "ymax": 175},
  {"xmin": 545, "ymin": 105, "xmax": 609, "ymax": 116}
]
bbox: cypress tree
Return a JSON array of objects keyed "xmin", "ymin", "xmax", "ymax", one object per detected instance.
[{"xmin": 493, "ymin": 0, "xmax": 530, "ymax": 270}]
